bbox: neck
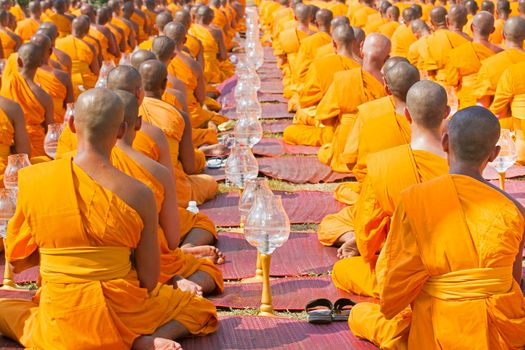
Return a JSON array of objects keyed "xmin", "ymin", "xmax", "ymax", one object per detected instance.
[
  {"xmin": 499, "ymin": 14, "xmax": 508, "ymax": 20},
  {"xmin": 75, "ymin": 140, "xmax": 114, "ymax": 165},
  {"xmin": 31, "ymin": 14, "xmax": 40, "ymax": 20},
  {"xmin": 319, "ymin": 25, "xmax": 330, "ymax": 34},
  {"xmin": 410, "ymin": 125, "xmax": 447, "ymax": 157},
  {"xmin": 297, "ymin": 21, "xmax": 309, "ymax": 31},
  {"xmin": 434, "ymin": 24, "xmax": 447, "ymax": 30},
  {"xmin": 505, "ymin": 40, "xmax": 524, "ymax": 50},
  {"xmin": 449, "ymin": 25, "xmax": 463, "ymax": 32},
  {"xmin": 116, "ymin": 133, "xmax": 135, "ymax": 147},
  {"xmin": 144, "ymin": 90, "xmax": 163, "ymax": 99},
  {"xmin": 473, "ymin": 33, "xmax": 490, "ymax": 45},
  {"xmin": 362, "ymin": 58, "xmax": 383, "ymax": 82},
  {"xmin": 392, "ymin": 96, "xmax": 406, "ymax": 116},
  {"xmin": 448, "ymin": 162, "xmax": 486, "ymax": 182},
  {"xmin": 20, "ymin": 67, "xmax": 37, "ymax": 81}
]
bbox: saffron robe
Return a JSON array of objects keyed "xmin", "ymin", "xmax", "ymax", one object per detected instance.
[
  {"xmin": 390, "ymin": 23, "xmax": 416, "ymax": 58},
  {"xmin": 0, "ymin": 107, "xmax": 14, "ymax": 178},
  {"xmin": 14, "ymin": 18, "xmax": 39, "ymax": 42},
  {"xmin": 0, "ymin": 29, "xmax": 18, "ymax": 57},
  {"xmin": 34, "ymin": 67, "xmax": 67, "ymax": 123},
  {"xmin": 44, "ymin": 13, "xmax": 71, "ymax": 38},
  {"xmin": 55, "ymin": 35, "xmax": 97, "ymax": 95}
]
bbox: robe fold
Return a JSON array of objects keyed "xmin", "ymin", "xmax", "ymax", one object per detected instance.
[
  {"xmin": 14, "ymin": 18, "xmax": 39, "ymax": 42},
  {"xmin": 390, "ymin": 23, "xmax": 416, "ymax": 58},
  {"xmin": 44, "ymin": 13, "xmax": 72, "ymax": 38},
  {"xmin": 0, "ymin": 30, "xmax": 18, "ymax": 57},
  {"xmin": 34, "ymin": 67, "xmax": 67, "ymax": 123},
  {"xmin": 0, "ymin": 107, "xmax": 14, "ymax": 179}
]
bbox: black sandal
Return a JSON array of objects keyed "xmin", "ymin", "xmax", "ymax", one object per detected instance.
[
  {"xmin": 306, "ymin": 298, "xmax": 334, "ymax": 324},
  {"xmin": 332, "ymin": 298, "xmax": 356, "ymax": 322}
]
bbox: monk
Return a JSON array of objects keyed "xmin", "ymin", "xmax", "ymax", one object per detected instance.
[
  {"xmin": 109, "ymin": 0, "xmax": 136, "ymax": 52},
  {"xmin": 316, "ymin": 34, "xmax": 390, "ymax": 173},
  {"xmin": 349, "ymin": 106, "xmax": 525, "ymax": 349},
  {"xmin": 56, "ymin": 16, "xmax": 100, "ymax": 95},
  {"xmin": 0, "ymin": 95, "xmax": 31, "ymax": 178},
  {"xmin": 475, "ymin": 16, "xmax": 525, "ymax": 109},
  {"xmin": 444, "ymin": 11, "xmax": 501, "ymax": 110},
  {"xmin": 364, "ymin": 1, "xmax": 391, "ymax": 35},
  {"xmin": 490, "ymin": 0, "xmax": 509, "ymax": 44},
  {"xmin": 125, "ymin": 0, "xmax": 150, "ymax": 43},
  {"xmin": 138, "ymin": 60, "xmax": 217, "ymax": 206},
  {"xmin": 0, "ymin": 43, "xmax": 53, "ymax": 157},
  {"xmin": 111, "ymin": 89, "xmax": 224, "ymax": 295},
  {"xmin": 463, "ymin": 0, "xmax": 478, "ymax": 37},
  {"xmin": 138, "ymin": 10, "xmax": 172, "ymax": 50},
  {"xmin": 81, "ymin": 3, "xmax": 120, "ymax": 61},
  {"xmin": 6, "ymin": 0, "xmax": 23, "ymax": 22},
  {"xmin": 38, "ymin": 22, "xmax": 72, "ymax": 73},
  {"xmin": 352, "ymin": 0, "xmax": 378, "ymax": 28},
  {"xmin": 189, "ymin": 5, "xmax": 233, "ymax": 84},
  {"xmin": 0, "ymin": 88, "xmax": 218, "ymax": 349},
  {"xmin": 31, "ymin": 33, "xmax": 74, "ymax": 124},
  {"xmin": 283, "ymin": 24, "xmax": 361, "ymax": 146},
  {"xmin": 0, "ymin": 10, "xmax": 19, "ymax": 57},
  {"xmin": 100, "ymin": 5, "xmax": 126, "ymax": 55},
  {"xmin": 378, "ymin": 5, "xmax": 400, "ymax": 38},
  {"xmin": 328, "ymin": 81, "xmax": 448, "ymax": 305},
  {"xmin": 44, "ymin": 0, "xmax": 72, "ymax": 37},
  {"xmin": 173, "ymin": 9, "xmax": 205, "ymax": 67},
  {"xmin": 142, "ymin": 0, "xmax": 157, "ymax": 36},
  {"xmin": 390, "ymin": 7, "xmax": 417, "ymax": 57},
  {"xmin": 413, "ymin": 6, "xmax": 470, "ymax": 84},
  {"xmin": 448, "ymin": 4, "xmax": 472, "ymax": 40},
  {"xmin": 14, "ymin": 1, "xmax": 41, "ymax": 41},
  {"xmin": 209, "ymin": 0, "xmax": 233, "ymax": 51},
  {"xmin": 407, "ymin": 19, "xmax": 431, "ymax": 71}
]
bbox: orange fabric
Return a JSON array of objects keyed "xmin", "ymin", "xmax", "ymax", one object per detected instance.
[
  {"xmin": 111, "ymin": 17, "xmax": 133, "ymax": 52},
  {"xmin": 9, "ymin": 4, "xmax": 25, "ymax": 22},
  {"xmin": 88, "ymin": 26, "xmax": 110, "ymax": 60},
  {"xmin": 390, "ymin": 23, "xmax": 416, "ymax": 57},
  {"xmin": 43, "ymin": 13, "xmax": 71, "ymax": 38},
  {"xmin": 0, "ymin": 107, "xmax": 14, "ymax": 177},
  {"xmin": 0, "ymin": 29, "xmax": 18, "ymax": 57},
  {"xmin": 0, "ymin": 157, "xmax": 218, "ymax": 349},
  {"xmin": 131, "ymin": 12, "xmax": 148, "ymax": 43},
  {"xmin": 14, "ymin": 18, "xmax": 39, "ymax": 42},
  {"xmin": 378, "ymin": 21, "xmax": 399, "ymax": 38},
  {"xmin": 489, "ymin": 18, "xmax": 504, "ymax": 44},
  {"xmin": 293, "ymin": 31, "xmax": 332, "ymax": 86},
  {"xmin": 185, "ymin": 35, "xmax": 202, "ymax": 60},
  {"xmin": 55, "ymin": 35, "xmax": 97, "ymax": 95},
  {"xmin": 34, "ymin": 67, "xmax": 67, "ymax": 123}
]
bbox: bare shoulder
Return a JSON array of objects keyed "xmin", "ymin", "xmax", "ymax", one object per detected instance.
[
  {"xmin": 29, "ymin": 80, "xmax": 53, "ymax": 108},
  {"xmin": 52, "ymin": 68, "xmax": 71, "ymax": 86},
  {"xmin": 127, "ymin": 146, "xmax": 172, "ymax": 188},
  {"xmin": 141, "ymin": 121, "xmax": 169, "ymax": 146},
  {"xmin": 108, "ymin": 166, "xmax": 156, "ymax": 217},
  {"xmin": 0, "ymin": 96, "xmax": 23, "ymax": 122}
]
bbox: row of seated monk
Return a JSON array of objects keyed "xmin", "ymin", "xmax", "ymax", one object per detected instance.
[
  {"xmin": 259, "ymin": 0, "xmax": 525, "ymax": 348},
  {"xmin": 0, "ymin": 0, "xmax": 245, "ymax": 348}
]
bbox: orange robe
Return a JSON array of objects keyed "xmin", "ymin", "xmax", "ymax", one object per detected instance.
[
  {"xmin": 44, "ymin": 13, "xmax": 71, "ymax": 38},
  {"xmin": 0, "ymin": 157, "xmax": 218, "ymax": 349},
  {"xmin": 111, "ymin": 17, "xmax": 133, "ymax": 52},
  {"xmin": 293, "ymin": 31, "xmax": 333, "ymax": 90},
  {"xmin": 0, "ymin": 107, "xmax": 14, "ymax": 178},
  {"xmin": 88, "ymin": 26, "xmax": 111, "ymax": 61},
  {"xmin": 14, "ymin": 18, "xmax": 39, "ymax": 42},
  {"xmin": 34, "ymin": 67, "xmax": 67, "ymax": 123},
  {"xmin": 444, "ymin": 41, "xmax": 496, "ymax": 109},
  {"xmin": 378, "ymin": 21, "xmax": 399, "ymax": 38},
  {"xmin": 327, "ymin": 145, "xmax": 447, "ymax": 298},
  {"xmin": 314, "ymin": 42, "xmax": 335, "ymax": 59},
  {"xmin": 390, "ymin": 23, "xmax": 416, "ymax": 58},
  {"xmin": 489, "ymin": 18, "xmax": 504, "ymax": 45},
  {"xmin": 0, "ymin": 29, "xmax": 18, "ymax": 57},
  {"xmin": 139, "ymin": 97, "xmax": 217, "ymax": 206},
  {"xmin": 349, "ymin": 174, "xmax": 525, "ymax": 349},
  {"xmin": 316, "ymin": 68, "xmax": 386, "ymax": 172},
  {"xmin": 185, "ymin": 35, "xmax": 202, "ymax": 61},
  {"xmin": 131, "ymin": 12, "xmax": 148, "ymax": 43},
  {"xmin": 352, "ymin": 6, "xmax": 378, "ymax": 28},
  {"xmin": 0, "ymin": 67, "xmax": 46, "ymax": 156},
  {"xmin": 111, "ymin": 146, "xmax": 223, "ymax": 290},
  {"xmin": 55, "ymin": 35, "xmax": 97, "ymax": 96},
  {"xmin": 9, "ymin": 4, "xmax": 25, "ymax": 22}
]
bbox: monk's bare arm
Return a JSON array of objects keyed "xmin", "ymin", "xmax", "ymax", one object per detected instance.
[
  {"xmin": 178, "ymin": 110, "xmax": 196, "ymax": 174},
  {"xmin": 103, "ymin": 27, "xmax": 120, "ymax": 57},
  {"xmin": 2, "ymin": 98, "xmax": 31, "ymax": 156},
  {"xmin": 55, "ymin": 70, "xmax": 75, "ymax": 104},
  {"xmin": 212, "ymin": 28, "xmax": 227, "ymax": 61},
  {"xmin": 157, "ymin": 166, "xmax": 181, "ymax": 249},
  {"xmin": 196, "ymin": 39, "xmax": 204, "ymax": 66},
  {"xmin": 195, "ymin": 63, "xmax": 206, "ymax": 104},
  {"xmin": 142, "ymin": 122, "xmax": 175, "ymax": 174}
]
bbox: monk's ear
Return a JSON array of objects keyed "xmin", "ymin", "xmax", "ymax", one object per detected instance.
[
  {"xmin": 404, "ymin": 106, "xmax": 412, "ymax": 123},
  {"xmin": 68, "ymin": 115, "xmax": 77, "ymax": 133},
  {"xmin": 444, "ymin": 105, "xmax": 451, "ymax": 119},
  {"xmin": 16, "ymin": 55, "xmax": 23, "ymax": 68},
  {"xmin": 490, "ymin": 26, "xmax": 495, "ymax": 34},
  {"xmin": 135, "ymin": 116, "xmax": 142, "ymax": 131},
  {"xmin": 441, "ymin": 132, "xmax": 450, "ymax": 154},
  {"xmin": 117, "ymin": 121, "xmax": 128, "ymax": 139},
  {"xmin": 488, "ymin": 145, "xmax": 501, "ymax": 163},
  {"xmin": 384, "ymin": 82, "xmax": 391, "ymax": 95},
  {"xmin": 161, "ymin": 78, "xmax": 167, "ymax": 91},
  {"xmin": 332, "ymin": 40, "xmax": 337, "ymax": 50}
]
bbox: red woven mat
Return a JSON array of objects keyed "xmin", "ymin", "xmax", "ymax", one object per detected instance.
[
  {"xmin": 483, "ymin": 165, "xmax": 525, "ymax": 180},
  {"xmin": 217, "ymin": 232, "xmax": 337, "ymax": 279},
  {"xmin": 261, "ymin": 80, "xmax": 284, "ymax": 95},
  {"xmin": 203, "ymin": 166, "xmax": 226, "ymax": 181},
  {"xmin": 259, "ymin": 93, "xmax": 288, "ymax": 103},
  {"xmin": 258, "ymin": 156, "xmax": 354, "ymax": 184},
  {"xmin": 209, "ymin": 276, "xmax": 377, "ymax": 310},
  {"xmin": 180, "ymin": 315, "xmax": 378, "ymax": 350},
  {"xmin": 253, "ymin": 138, "xmax": 319, "ymax": 157},
  {"xmin": 200, "ymin": 190, "xmax": 346, "ymax": 226},
  {"xmin": 0, "ymin": 337, "xmax": 22, "ymax": 349},
  {"xmin": 262, "ymin": 120, "xmax": 293, "ymax": 133},
  {"xmin": 0, "ymin": 255, "xmax": 39, "ymax": 283},
  {"xmin": 222, "ymin": 103, "xmax": 293, "ymax": 120}
]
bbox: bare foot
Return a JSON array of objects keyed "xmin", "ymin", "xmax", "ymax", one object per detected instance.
[
  {"xmin": 207, "ymin": 120, "xmax": 218, "ymax": 132},
  {"xmin": 182, "ymin": 245, "xmax": 225, "ymax": 265},
  {"xmin": 132, "ymin": 336, "xmax": 182, "ymax": 350},
  {"xmin": 199, "ymin": 143, "xmax": 229, "ymax": 156},
  {"xmin": 174, "ymin": 277, "xmax": 203, "ymax": 296},
  {"xmin": 337, "ymin": 239, "xmax": 359, "ymax": 259}
]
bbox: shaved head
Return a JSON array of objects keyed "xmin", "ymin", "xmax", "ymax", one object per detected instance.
[
  {"xmin": 196, "ymin": 5, "xmax": 214, "ymax": 24},
  {"xmin": 96, "ymin": 6, "xmax": 111, "ymax": 25},
  {"xmin": 18, "ymin": 43, "xmax": 43, "ymax": 69},
  {"xmin": 447, "ymin": 106, "xmax": 500, "ymax": 163},
  {"xmin": 465, "ymin": 0, "xmax": 478, "ymax": 14},
  {"xmin": 309, "ymin": 5, "xmax": 320, "ymax": 23},
  {"xmin": 152, "ymin": 36, "xmax": 175, "ymax": 62},
  {"xmin": 472, "ymin": 11, "xmax": 495, "ymax": 37},
  {"xmin": 74, "ymin": 88, "xmax": 124, "ymax": 143},
  {"xmin": 139, "ymin": 60, "xmax": 167, "ymax": 92},
  {"xmin": 362, "ymin": 33, "xmax": 391, "ymax": 64},
  {"xmin": 30, "ymin": 33, "xmax": 52, "ymax": 60},
  {"xmin": 430, "ymin": 6, "xmax": 447, "ymax": 26},
  {"xmin": 295, "ymin": 3, "xmax": 310, "ymax": 22},
  {"xmin": 503, "ymin": 16, "xmax": 525, "ymax": 42},
  {"xmin": 107, "ymin": 65, "xmax": 143, "ymax": 93},
  {"xmin": 480, "ymin": 0, "xmax": 494, "ymax": 14},
  {"xmin": 164, "ymin": 21, "xmax": 187, "ymax": 45},
  {"xmin": 410, "ymin": 4, "xmax": 423, "ymax": 19},
  {"xmin": 113, "ymin": 89, "xmax": 139, "ymax": 126},
  {"xmin": 411, "ymin": 19, "xmax": 431, "ymax": 35},
  {"xmin": 402, "ymin": 7, "xmax": 417, "ymax": 23},
  {"xmin": 386, "ymin": 5, "xmax": 400, "ymax": 21},
  {"xmin": 72, "ymin": 16, "xmax": 90, "ymax": 36},
  {"xmin": 332, "ymin": 24, "xmax": 354, "ymax": 48},
  {"xmin": 382, "ymin": 56, "xmax": 410, "ymax": 73},
  {"xmin": 155, "ymin": 10, "xmax": 173, "ymax": 32},
  {"xmin": 496, "ymin": 0, "xmax": 510, "ymax": 16},
  {"xmin": 379, "ymin": 0, "xmax": 392, "ymax": 15},
  {"xmin": 385, "ymin": 61, "xmax": 420, "ymax": 101},
  {"xmin": 122, "ymin": 1, "xmax": 134, "ymax": 17},
  {"xmin": 38, "ymin": 22, "xmax": 58, "ymax": 41},
  {"xmin": 130, "ymin": 49, "xmax": 156, "ymax": 69},
  {"xmin": 28, "ymin": 1, "xmax": 41, "ymax": 15},
  {"xmin": 448, "ymin": 4, "xmax": 468, "ymax": 27},
  {"xmin": 174, "ymin": 9, "xmax": 192, "ymax": 29},
  {"xmin": 406, "ymin": 80, "xmax": 448, "ymax": 129},
  {"xmin": 518, "ymin": 0, "xmax": 525, "ymax": 14},
  {"xmin": 352, "ymin": 26, "xmax": 365, "ymax": 44},
  {"xmin": 316, "ymin": 8, "xmax": 333, "ymax": 27},
  {"xmin": 331, "ymin": 15, "xmax": 350, "ymax": 28}
]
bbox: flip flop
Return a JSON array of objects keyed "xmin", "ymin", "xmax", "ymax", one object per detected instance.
[
  {"xmin": 332, "ymin": 298, "xmax": 356, "ymax": 322},
  {"xmin": 306, "ymin": 298, "xmax": 333, "ymax": 324}
]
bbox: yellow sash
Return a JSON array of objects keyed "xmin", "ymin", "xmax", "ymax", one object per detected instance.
[
  {"xmin": 40, "ymin": 246, "xmax": 132, "ymax": 283},
  {"xmin": 422, "ymin": 266, "xmax": 513, "ymax": 301}
]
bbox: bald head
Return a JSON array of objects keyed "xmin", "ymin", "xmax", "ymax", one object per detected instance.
[
  {"xmin": 447, "ymin": 106, "xmax": 500, "ymax": 164},
  {"xmin": 411, "ymin": 19, "xmax": 431, "ymax": 36},
  {"xmin": 309, "ymin": 5, "xmax": 320, "ymax": 23},
  {"xmin": 465, "ymin": 0, "xmax": 478, "ymax": 14},
  {"xmin": 382, "ymin": 56, "xmax": 410, "ymax": 74},
  {"xmin": 331, "ymin": 15, "xmax": 349, "ymax": 28},
  {"xmin": 80, "ymin": 3, "xmax": 95, "ymax": 19},
  {"xmin": 379, "ymin": 0, "xmax": 392, "ymax": 15},
  {"xmin": 386, "ymin": 5, "xmax": 400, "ymax": 21},
  {"xmin": 332, "ymin": 24, "xmax": 354, "ymax": 48},
  {"xmin": 352, "ymin": 26, "xmax": 365, "ymax": 45},
  {"xmin": 294, "ymin": 3, "xmax": 310, "ymax": 23},
  {"xmin": 30, "ymin": 33, "xmax": 52, "ymax": 58},
  {"xmin": 28, "ymin": 1, "xmax": 41, "ymax": 16},
  {"xmin": 480, "ymin": 0, "xmax": 494, "ymax": 14},
  {"xmin": 448, "ymin": 4, "xmax": 468, "ymax": 27},
  {"xmin": 406, "ymin": 80, "xmax": 448, "ymax": 129},
  {"xmin": 96, "ymin": 6, "xmax": 111, "ymax": 25},
  {"xmin": 0, "ymin": 9, "xmax": 8, "ymax": 26},
  {"xmin": 152, "ymin": 36, "xmax": 175, "ymax": 62},
  {"xmin": 385, "ymin": 61, "xmax": 420, "ymax": 101},
  {"xmin": 196, "ymin": 5, "xmax": 214, "ymax": 24},
  {"xmin": 107, "ymin": 65, "xmax": 143, "ymax": 93},
  {"xmin": 402, "ymin": 7, "xmax": 417, "ymax": 23},
  {"xmin": 130, "ymin": 50, "xmax": 156, "ymax": 69},
  {"xmin": 430, "ymin": 6, "xmax": 447, "ymax": 27},
  {"xmin": 362, "ymin": 33, "xmax": 391, "ymax": 64},
  {"xmin": 122, "ymin": 1, "xmax": 134, "ymax": 17},
  {"xmin": 139, "ymin": 60, "xmax": 167, "ymax": 93},
  {"xmin": 496, "ymin": 0, "xmax": 510, "ymax": 17},
  {"xmin": 472, "ymin": 11, "xmax": 495, "ymax": 37},
  {"xmin": 519, "ymin": 0, "xmax": 525, "ymax": 15},
  {"xmin": 164, "ymin": 22, "xmax": 186, "ymax": 45},
  {"xmin": 155, "ymin": 11, "xmax": 173, "ymax": 32},
  {"xmin": 53, "ymin": 0, "xmax": 66, "ymax": 13},
  {"xmin": 503, "ymin": 16, "xmax": 525, "ymax": 42},
  {"xmin": 113, "ymin": 89, "xmax": 139, "ymax": 127},
  {"xmin": 316, "ymin": 8, "xmax": 333, "ymax": 28},
  {"xmin": 174, "ymin": 9, "xmax": 192, "ymax": 29},
  {"xmin": 18, "ymin": 43, "xmax": 43, "ymax": 70},
  {"xmin": 410, "ymin": 4, "xmax": 423, "ymax": 19},
  {"xmin": 39, "ymin": 22, "xmax": 58, "ymax": 41},
  {"xmin": 72, "ymin": 16, "xmax": 90, "ymax": 36},
  {"xmin": 74, "ymin": 88, "xmax": 124, "ymax": 143}
]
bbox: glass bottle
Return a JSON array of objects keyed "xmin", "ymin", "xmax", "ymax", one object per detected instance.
[
  {"xmin": 95, "ymin": 60, "xmax": 116, "ymax": 88},
  {"xmin": 224, "ymin": 143, "xmax": 259, "ymax": 189},
  {"xmin": 236, "ymin": 90, "xmax": 261, "ymax": 119},
  {"xmin": 4, "ymin": 154, "xmax": 31, "ymax": 190},
  {"xmin": 238, "ymin": 178, "xmax": 272, "ymax": 227},
  {"xmin": 488, "ymin": 129, "xmax": 518, "ymax": 190},
  {"xmin": 64, "ymin": 103, "xmax": 74, "ymax": 125},
  {"xmin": 44, "ymin": 123, "xmax": 63, "ymax": 159},
  {"xmin": 119, "ymin": 53, "xmax": 131, "ymax": 66},
  {"xmin": 234, "ymin": 111, "xmax": 263, "ymax": 148},
  {"xmin": 0, "ymin": 188, "xmax": 16, "ymax": 238}
]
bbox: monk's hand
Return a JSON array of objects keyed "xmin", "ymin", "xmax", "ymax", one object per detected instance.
[{"xmin": 173, "ymin": 276, "xmax": 203, "ymax": 296}]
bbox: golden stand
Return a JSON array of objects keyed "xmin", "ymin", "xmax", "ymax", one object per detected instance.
[
  {"xmin": 498, "ymin": 172, "xmax": 506, "ymax": 190},
  {"xmin": 1, "ymin": 260, "xmax": 15, "ymax": 289},
  {"xmin": 258, "ymin": 253, "xmax": 274, "ymax": 316},
  {"xmin": 241, "ymin": 248, "xmax": 264, "ymax": 283}
]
